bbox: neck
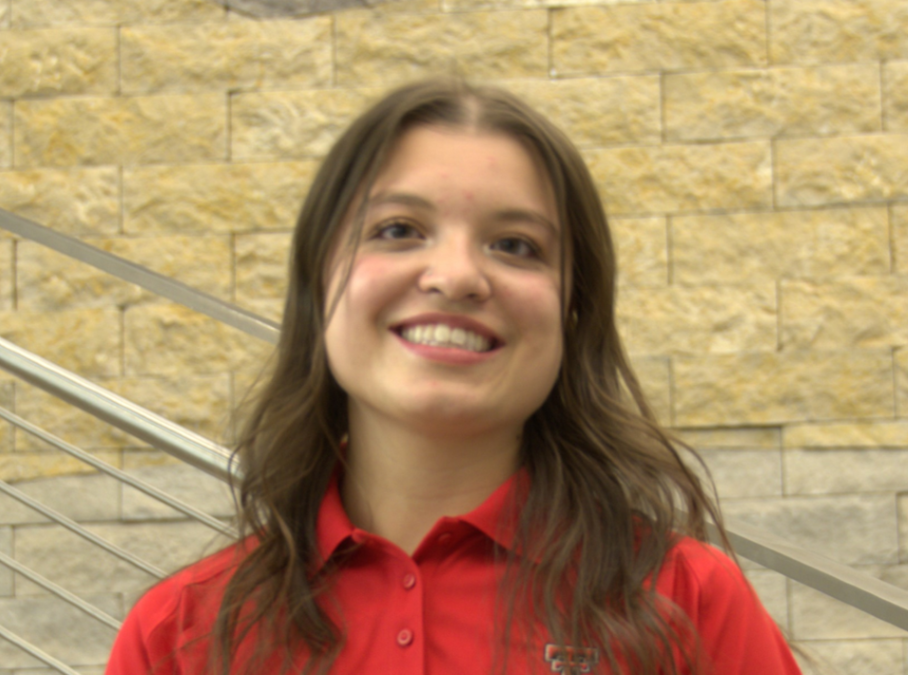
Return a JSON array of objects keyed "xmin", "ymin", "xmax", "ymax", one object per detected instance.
[{"xmin": 341, "ymin": 406, "xmax": 521, "ymax": 555}]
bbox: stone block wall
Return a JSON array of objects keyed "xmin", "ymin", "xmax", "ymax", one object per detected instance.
[{"xmin": 0, "ymin": 0, "xmax": 907, "ymax": 672}]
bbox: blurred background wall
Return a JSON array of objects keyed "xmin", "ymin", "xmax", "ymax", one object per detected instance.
[{"xmin": 0, "ymin": 0, "xmax": 906, "ymax": 673}]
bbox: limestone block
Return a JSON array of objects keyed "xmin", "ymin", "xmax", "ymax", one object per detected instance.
[
  {"xmin": 780, "ymin": 277, "xmax": 908, "ymax": 350},
  {"xmin": 503, "ymin": 77, "xmax": 661, "ymax": 148},
  {"xmin": 665, "ymin": 64, "xmax": 880, "ymax": 142},
  {"xmin": 0, "ymin": 380, "xmax": 12, "ymax": 453},
  {"xmin": 616, "ymin": 284, "xmax": 777, "ymax": 355},
  {"xmin": 899, "ymin": 494, "xmax": 908, "ymax": 562},
  {"xmin": 784, "ymin": 421, "xmax": 908, "ymax": 449},
  {"xmin": 627, "ymin": 355, "xmax": 669, "ymax": 424},
  {"xmin": 771, "ymin": 0, "xmax": 908, "ymax": 64},
  {"xmin": 776, "ymin": 134, "xmax": 908, "ymax": 207},
  {"xmin": 14, "ymin": 383, "xmax": 128, "ymax": 451},
  {"xmin": 0, "ymin": 102, "xmax": 9, "ymax": 168},
  {"xmin": 0, "ymin": 593, "xmax": 119, "ymax": 668},
  {"xmin": 697, "ymin": 448, "xmax": 782, "ymax": 499},
  {"xmin": 0, "ymin": 167, "xmax": 119, "ymax": 235},
  {"xmin": 11, "ymin": 0, "xmax": 223, "ymax": 27},
  {"xmin": 232, "ymin": 89, "xmax": 379, "ymax": 161},
  {"xmin": 0, "ymin": 473, "xmax": 120, "ymax": 525},
  {"xmin": 121, "ymin": 451, "xmax": 235, "ymax": 520},
  {"xmin": 677, "ymin": 427, "xmax": 781, "ymax": 450},
  {"xmin": 722, "ymin": 494, "xmax": 899, "ymax": 566},
  {"xmin": 13, "ymin": 520, "xmax": 231, "ymax": 596},
  {"xmin": 785, "ymin": 449, "xmax": 908, "ymax": 496},
  {"xmin": 335, "ymin": 10, "xmax": 548, "ymax": 87},
  {"xmin": 16, "ymin": 235, "xmax": 232, "ymax": 311},
  {"xmin": 743, "ymin": 568, "xmax": 789, "ymax": 630},
  {"xmin": 12, "ymin": 670, "xmax": 105, "ymax": 675},
  {"xmin": 892, "ymin": 204, "xmax": 908, "ymax": 274},
  {"xmin": 551, "ymin": 0, "xmax": 766, "ymax": 77},
  {"xmin": 0, "ymin": 527, "xmax": 11, "ymax": 597},
  {"xmin": 124, "ymin": 303, "xmax": 271, "ymax": 377},
  {"xmin": 121, "ymin": 18, "xmax": 332, "ymax": 94},
  {"xmin": 229, "ymin": 0, "xmax": 439, "ymax": 15},
  {"xmin": 0, "ymin": 308, "xmax": 120, "ymax": 377},
  {"xmin": 610, "ymin": 216, "xmax": 667, "ymax": 287},
  {"xmin": 585, "ymin": 142, "xmax": 771, "ymax": 215},
  {"xmin": 671, "ymin": 207, "xmax": 889, "ymax": 284},
  {"xmin": 107, "ymin": 374, "xmax": 234, "ymax": 444},
  {"xmin": 673, "ymin": 350, "xmax": 893, "ymax": 426},
  {"xmin": 0, "ymin": 451, "xmax": 118, "ymax": 482},
  {"xmin": 0, "ymin": 1, "xmax": 7, "ymax": 28},
  {"xmin": 124, "ymin": 161, "xmax": 314, "ymax": 234},
  {"xmin": 0, "ymin": 28, "xmax": 116, "ymax": 98},
  {"xmin": 790, "ymin": 581, "xmax": 907, "ymax": 640},
  {"xmin": 15, "ymin": 94, "xmax": 228, "ymax": 167},
  {"xmin": 796, "ymin": 639, "xmax": 905, "ymax": 675},
  {"xmin": 898, "ymin": 349, "xmax": 908, "ymax": 417},
  {"xmin": 235, "ymin": 232, "xmax": 291, "ymax": 309},
  {"xmin": 0, "ymin": 239, "xmax": 11, "ymax": 310},
  {"xmin": 883, "ymin": 61, "xmax": 908, "ymax": 131}
]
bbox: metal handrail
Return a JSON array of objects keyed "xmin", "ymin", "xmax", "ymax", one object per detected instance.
[
  {"xmin": 0, "ymin": 479, "xmax": 166, "ymax": 579},
  {"xmin": 0, "ymin": 208, "xmax": 280, "ymax": 345},
  {"xmin": 712, "ymin": 520, "xmax": 908, "ymax": 631},
  {"xmin": 0, "ymin": 551, "xmax": 121, "ymax": 630},
  {"xmin": 0, "ymin": 624, "xmax": 82, "ymax": 675},
  {"xmin": 0, "ymin": 337, "xmax": 236, "ymax": 483},
  {"xmin": 2, "ymin": 212, "xmax": 908, "ymax": 634},
  {"xmin": 0, "ymin": 406, "xmax": 236, "ymax": 538}
]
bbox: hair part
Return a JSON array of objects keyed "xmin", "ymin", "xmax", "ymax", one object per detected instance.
[{"xmin": 214, "ymin": 77, "xmax": 727, "ymax": 675}]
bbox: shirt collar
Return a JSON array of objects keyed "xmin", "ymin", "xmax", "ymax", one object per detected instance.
[{"xmin": 315, "ymin": 468, "xmax": 529, "ymax": 569}]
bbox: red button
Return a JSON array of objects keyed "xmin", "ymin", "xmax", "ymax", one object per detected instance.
[
  {"xmin": 437, "ymin": 532, "xmax": 453, "ymax": 544},
  {"xmin": 402, "ymin": 573, "xmax": 417, "ymax": 590},
  {"xmin": 397, "ymin": 628, "xmax": 414, "ymax": 647}
]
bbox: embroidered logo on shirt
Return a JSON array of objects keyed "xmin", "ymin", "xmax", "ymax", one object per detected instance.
[{"xmin": 543, "ymin": 644, "xmax": 600, "ymax": 674}]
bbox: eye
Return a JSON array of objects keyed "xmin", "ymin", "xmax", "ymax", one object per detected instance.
[
  {"xmin": 490, "ymin": 236, "xmax": 539, "ymax": 259},
  {"xmin": 372, "ymin": 220, "xmax": 422, "ymax": 241}
]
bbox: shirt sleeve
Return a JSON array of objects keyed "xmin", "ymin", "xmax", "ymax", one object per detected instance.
[
  {"xmin": 665, "ymin": 541, "xmax": 802, "ymax": 675},
  {"xmin": 105, "ymin": 581, "xmax": 183, "ymax": 675}
]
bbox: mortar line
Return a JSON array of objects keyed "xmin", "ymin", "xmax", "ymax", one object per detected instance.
[{"xmin": 763, "ymin": 0, "xmax": 771, "ymax": 67}]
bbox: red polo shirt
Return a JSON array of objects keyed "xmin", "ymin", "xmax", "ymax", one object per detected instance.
[{"xmin": 105, "ymin": 472, "xmax": 801, "ymax": 675}]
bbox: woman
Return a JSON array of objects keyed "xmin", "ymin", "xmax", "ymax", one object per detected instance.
[{"xmin": 106, "ymin": 79, "xmax": 802, "ymax": 675}]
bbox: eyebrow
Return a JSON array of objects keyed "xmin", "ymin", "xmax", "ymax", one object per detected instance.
[
  {"xmin": 368, "ymin": 191, "xmax": 436, "ymax": 211},
  {"xmin": 369, "ymin": 191, "xmax": 559, "ymax": 237}
]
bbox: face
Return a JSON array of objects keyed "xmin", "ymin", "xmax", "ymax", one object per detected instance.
[{"xmin": 324, "ymin": 124, "xmax": 566, "ymax": 438}]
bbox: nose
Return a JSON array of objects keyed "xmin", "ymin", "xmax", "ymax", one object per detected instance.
[{"xmin": 417, "ymin": 233, "xmax": 491, "ymax": 302}]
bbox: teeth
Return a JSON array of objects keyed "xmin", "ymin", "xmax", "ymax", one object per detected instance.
[{"xmin": 401, "ymin": 324, "xmax": 492, "ymax": 352}]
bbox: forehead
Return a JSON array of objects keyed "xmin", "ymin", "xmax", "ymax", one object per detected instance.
[{"xmin": 369, "ymin": 125, "xmax": 559, "ymax": 222}]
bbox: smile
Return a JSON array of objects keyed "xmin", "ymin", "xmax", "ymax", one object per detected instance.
[{"xmin": 400, "ymin": 324, "xmax": 492, "ymax": 353}]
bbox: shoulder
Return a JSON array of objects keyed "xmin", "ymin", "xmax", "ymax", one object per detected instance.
[
  {"xmin": 106, "ymin": 541, "xmax": 250, "ymax": 675},
  {"xmin": 652, "ymin": 536, "xmax": 803, "ymax": 675}
]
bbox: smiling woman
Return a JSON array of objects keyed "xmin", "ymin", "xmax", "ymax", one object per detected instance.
[{"xmin": 104, "ymin": 79, "xmax": 802, "ymax": 675}]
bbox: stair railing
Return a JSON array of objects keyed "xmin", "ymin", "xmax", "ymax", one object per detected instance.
[{"xmin": 1, "ymin": 207, "xmax": 908, "ymax": 675}]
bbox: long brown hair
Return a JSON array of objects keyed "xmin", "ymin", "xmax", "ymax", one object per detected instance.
[{"xmin": 214, "ymin": 78, "xmax": 726, "ymax": 675}]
